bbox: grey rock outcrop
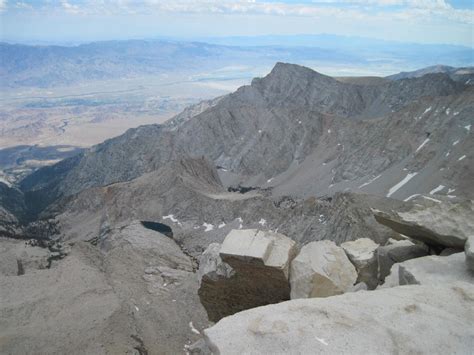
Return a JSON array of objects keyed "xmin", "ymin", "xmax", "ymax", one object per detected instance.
[
  {"xmin": 196, "ymin": 243, "xmax": 233, "ymax": 287},
  {"xmin": 377, "ymin": 239, "xmax": 429, "ymax": 283},
  {"xmin": 0, "ymin": 238, "xmax": 50, "ymax": 276},
  {"xmin": 373, "ymin": 200, "xmax": 474, "ymax": 248},
  {"xmin": 466, "ymin": 236, "xmax": 474, "ymax": 271},
  {"xmin": 203, "ymin": 283, "xmax": 474, "ymax": 354},
  {"xmin": 290, "ymin": 240, "xmax": 357, "ymax": 299},
  {"xmin": 398, "ymin": 253, "xmax": 474, "ymax": 286},
  {"xmin": 341, "ymin": 238, "xmax": 379, "ymax": 289},
  {"xmin": 198, "ymin": 229, "xmax": 297, "ymax": 322},
  {"xmin": 0, "ymin": 222, "xmax": 208, "ymax": 354}
]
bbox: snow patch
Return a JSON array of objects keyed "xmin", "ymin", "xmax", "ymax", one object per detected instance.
[
  {"xmin": 327, "ymin": 129, "xmax": 331, "ymax": 134},
  {"xmin": 429, "ymin": 185, "xmax": 445, "ymax": 195},
  {"xmin": 315, "ymin": 337, "xmax": 328, "ymax": 346},
  {"xmin": 445, "ymin": 108, "xmax": 450, "ymax": 115},
  {"xmin": 358, "ymin": 174, "xmax": 381, "ymax": 189},
  {"xmin": 258, "ymin": 218, "xmax": 266, "ymax": 226},
  {"xmin": 448, "ymin": 188, "xmax": 456, "ymax": 194},
  {"xmin": 458, "ymin": 155, "xmax": 466, "ymax": 161},
  {"xmin": 387, "ymin": 173, "xmax": 418, "ymax": 197},
  {"xmin": 446, "ymin": 152, "xmax": 450, "ymax": 157},
  {"xmin": 189, "ymin": 322, "xmax": 200, "ymax": 335},
  {"xmin": 404, "ymin": 194, "xmax": 421, "ymax": 202},
  {"xmin": 163, "ymin": 214, "xmax": 178, "ymax": 223},
  {"xmin": 202, "ymin": 223, "xmax": 214, "ymax": 232},
  {"xmin": 422, "ymin": 106, "xmax": 432, "ymax": 115},
  {"xmin": 415, "ymin": 138, "xmax": 430, "ymax": 153},
  {"xmin": 465, "ymin": 124, "xmax": 471, "ymax": 132},
  {"xmin": 267, "ymin": 178, "xmax": 274, "ymax": 183},
  {"xmin": 0, "ymin": 177, "xmax": 11, "ymax": 187},
  {"xmin": 423, "ymin": 196, "xmax": 441, "ymax": 203},
  {"xmin": 452, "ymin": 140, "xmax": 459, "ymax": 146},
  {"xmin": 218, "ymin": 222, "xmax": 226, "ymax": 229}
]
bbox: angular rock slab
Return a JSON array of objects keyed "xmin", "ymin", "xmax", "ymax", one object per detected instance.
[
  {"xmin": 398, "ymin": 253, "xmax": 474, "ymax": 286},
  {"xmin": 198, "ymin": 229, "xmax": 297, "ymax": 322},
  {"xmin": 377, "ymin": 239, "xmax": 429, "ymax": 283},
  {"xmin": 204, "ymin": 283, "xmax": 474, "ymax": 355},
  {"xmin": 373, "ymin": 200, "xmax": 474, "ymax": 248},
  {"xmin": 466, "ymin": 236, "xmax": 474, "ymax": 272},
  {"xmin": 290, "ymin": 240, "xmax": 357, "ymax": 299},
  {"xmin": 341, "ymin": 238, "xmax": 379, "ymax": 289}
]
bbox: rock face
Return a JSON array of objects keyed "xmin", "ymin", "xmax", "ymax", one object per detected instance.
[
  {"xmin": 466, "ymin": 236, "xmax": 474, "ymax": 271},
  {"xmin": 290, "ymin": 240, "xmax": 357, "ymax": 299},
  {"xmin": 341, "ymin": 238, "xmax": 379, "ymax": 289},
  {"xmin": 0, "ymin": 238, "xmax": 51, "ymax": 276},
  {"xmin": 196, "ymin": 243, "xmax": 233, "ymax": 287},
  {"xmin": 373, "ymin": 200, "xmax": 474, "ymax": 248},
  {"xmin": 198, "ymin": 229, "xmax": 297, "ymax": 322},
  {"xmin": 203, "ymin": 283, "xmax": 474, "ymax": 355},
  {"xmin": 377, "ymin": 239, "xmax": 429, "ymax": 283},
  {"xmin": 398, "ymin": 253, "xmax": 474, "ymax": 286},
  {"xmin": 0, "ymin": 222, "xmax": 208, "ymax": 354}
]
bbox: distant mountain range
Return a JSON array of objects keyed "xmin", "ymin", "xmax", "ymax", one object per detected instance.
[
  {"xmin": 387, "ymin": 65, "xmax": 474, "ymax": 82},
  {"xmin": 1, "ymin": 36, "xmax": 473, "ymax": 88}
]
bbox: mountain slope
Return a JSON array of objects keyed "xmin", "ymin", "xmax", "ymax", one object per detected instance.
[
  {"xmin": 387, "ymin": 65, "xmax": 474, "ymax": 84},
  {"xmin": 20, "ymin": 63, "xmax": 472, "ymax": 218}
]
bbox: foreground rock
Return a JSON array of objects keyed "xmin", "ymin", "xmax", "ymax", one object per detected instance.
[
  {"xmin": 466, "ymin": 236, "xmax": 474, "ymax": 271},
  {"xmin": 377, "ymin": 239, "xmax": 429, "ymax": 283},
  {"xmin": 373, "ymin": 200, "xmax": 474, "ymax": 248},
  {"xmin": 204, "ymin": 283, "xmax": 474, "ymax": 354},
  {"xmin": 0, "ymin": 222, "xmax": 208, "ymax": 354},
  {"xmin": 398, "ymin": 253, "xmax": 474, "ymax": 285},
  {"xmin": 0, "ymin": 238, "xmax": 51, "ymax": 276},
  {"xmin": 341, "ymin": 238, "xmax": 379, "ymax": 289},
  {"xmin": 290, "ymin": 240, "xmax": 357, "ymax": 298},
  {"xmin": 198, "ymin": 229, "xmax": 297, "ymax": 322}
]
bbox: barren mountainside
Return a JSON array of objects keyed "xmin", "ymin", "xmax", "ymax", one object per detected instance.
[{"xmin": 20, "ymin": 63, "xmax": 473, "ymax": 213}]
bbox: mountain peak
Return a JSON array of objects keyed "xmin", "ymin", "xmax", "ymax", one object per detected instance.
[{"xmin": 251, "ymin": 62, "xmax": 335, "ymax": 93}]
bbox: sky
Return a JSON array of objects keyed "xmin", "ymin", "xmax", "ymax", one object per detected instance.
[{"xmin": 0, "ymin": 0, "xmax": 473, "ymax": 46}]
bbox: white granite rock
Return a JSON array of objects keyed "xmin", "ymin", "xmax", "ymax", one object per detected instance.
[
  {"xmin": 198, "ymin": 229, "xmax": 297, "ymax": 322},
  {"xmin": 204, "ymin": 283, "xmax": 474, "ymax": 354},
  {"xmin": 341, "ymin": 238, "xmax": 379, "ymax": 289},
  {"xmin": 465, "ymin": 235, "xmax": 474, "ymax": 271},
  {"xmin": 398, "ymin": 253, "xmax": 474, "ymax": 285},
  {"xmin": 290, "ymin": 240, "xmax": 357, "ymax": 299},
  {"xmin": 377, "ymin": 239, "xmax": 428, "ymax": 283},
  {"xmin": 373, "ymin": 200, "xmax": 474, "ymax": 248}
]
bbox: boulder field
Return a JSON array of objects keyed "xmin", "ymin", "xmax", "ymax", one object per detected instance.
[{"xmin": 194, "ymin": 198, "xmax": 474, "ymax": 353}]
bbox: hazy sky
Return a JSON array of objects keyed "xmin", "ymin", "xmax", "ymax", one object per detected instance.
[{"xmin": 1, "ymin": 0, "xmax": 473, "ymax": 46}]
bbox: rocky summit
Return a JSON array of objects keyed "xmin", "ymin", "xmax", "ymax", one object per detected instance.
[{"xmin": 1, "ymin": 63, "xmax": 473, "ymax": 354}]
